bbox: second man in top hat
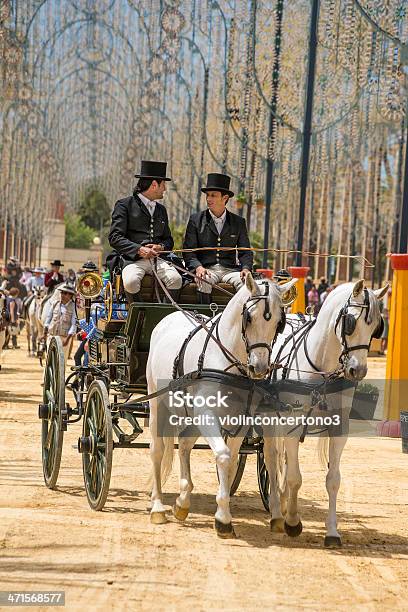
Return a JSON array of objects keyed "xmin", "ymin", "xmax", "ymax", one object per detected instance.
[
  {"xmin": 183, "ymin": 173, "xmax": 253, "ymax": 303},
  {"xmin": 108, "ymin": 160, "xmax": 182, "ymax": 302}
]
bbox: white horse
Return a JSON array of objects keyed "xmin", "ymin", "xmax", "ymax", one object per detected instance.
[
  {"xmin": 24, "ymin": 286, "xmax": 46, "ymax": 356},
  {"xmin": 146, "ymin": 273, "xmax": 298, "ymax": 536},
  {"xmin": 248, "ymin": 279, "xmax": 388, "ymax": 547}
]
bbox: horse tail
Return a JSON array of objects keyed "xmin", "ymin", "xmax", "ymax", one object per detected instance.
[
  {"xmin": 317, "ymin": 437, "xmax": 329, "ymax": 469},
  {"xmin": 161, "ymin": 434, "xmax": 175, "ymax": 485}
]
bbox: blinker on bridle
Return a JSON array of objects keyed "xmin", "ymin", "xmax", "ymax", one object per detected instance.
[
  {"xmin": 334, "ymin": 287, "xmax": 384, "ymax": 363},
  {"xmin": 241, "ymin": 281, "xmax": 286, "ymax": 364}
]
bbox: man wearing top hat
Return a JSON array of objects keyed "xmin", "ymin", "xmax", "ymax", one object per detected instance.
[
  {"xmin": 45, "ymin": 260, "xmax": 64, "ymax": 294},
  {"xmin": 183, "ymin": 173, "xmax": 253, "ymax": 303},
  {"xmin": 109, "ymin": 160, "xmax": 182, "ymax": 303}
]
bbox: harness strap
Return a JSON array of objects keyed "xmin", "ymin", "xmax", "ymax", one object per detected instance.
[{"xmin": 151, "ymin": 266, "xmax": 248, "ymax": 374}]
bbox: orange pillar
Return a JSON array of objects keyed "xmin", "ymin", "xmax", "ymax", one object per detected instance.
[
  {"xmin": 379, "ymin": 254, "xmax": 408, "ymax": 437},
  {"xmin": 287, "ymin": 266, "xmax": 310, "ymax": 313}
]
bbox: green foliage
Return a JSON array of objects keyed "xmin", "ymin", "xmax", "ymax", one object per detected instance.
[
  {"xmin": 78, "ymin": 190, "xmax": 111, "ymax": 232},
  {"xmin": 170, "ymin": 223, "xmax": 187, "ymax": 252},
  {"xmin": 249, "ymin": 231, "xmax": 274, "ymax": 269},
  {"xmin": 64, "ymin": 213, "xmax": 95, "ymax": 249},
  {"xmin": 356, "ymin": 382, "xmax": 379, "ymax": 396}
]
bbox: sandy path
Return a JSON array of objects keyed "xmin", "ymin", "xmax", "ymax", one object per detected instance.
[{"xmin": 0, "ymin": 341, "xmax": 407, "ymax": 611}]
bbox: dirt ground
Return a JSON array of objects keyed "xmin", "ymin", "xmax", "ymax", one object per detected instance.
[{"xmin": 0, "ymin": 340, "xmax": 407, "ymax": 611}]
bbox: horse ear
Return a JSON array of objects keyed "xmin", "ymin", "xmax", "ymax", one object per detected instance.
[
  {"xmin": 277, "ymin": 278, "xmax": 298, "ymax": 295},
  {"xmin": 352, "ymin": 279, "xmax": 365, "ymax": 297},
  {"xmin": 373, "ymin": 284, "xmax": 389, "ymax": 300},
  {"xmin": 245, "ymin": 272, "xmax": 259, "ymax": 295}
]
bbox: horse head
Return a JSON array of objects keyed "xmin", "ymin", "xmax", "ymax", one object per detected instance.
[
  {"xmin": 325, "ymin": 279, "xmax": 388, "ymax": 381},
  {"xmin": 241, "ymin": 273, "xmax": 298, "ymax": 378}
]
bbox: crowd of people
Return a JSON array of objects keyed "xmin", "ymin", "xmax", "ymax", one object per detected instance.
[{"xmin": 0, "ymin": 257, "xmax": 88, "ymax": 367}]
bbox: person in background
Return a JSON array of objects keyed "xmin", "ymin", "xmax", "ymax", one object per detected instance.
[
  {"xmin": 307, "ymin": 283, "xmax": 320, "ymax": 313},
  {"xmin": 319, "ymin": 283, "xmax": 333, "ymax": 306},
  {"xmin": 1, "ymin": 262, "xmax": 27, "ymax": 298},
  {"xmin": 5, "ymin": 287, "xmax": 20, "ymax": 349},
  {"xmin": 26, "ymin": 267, "xmax": 45, "ymax": 293},
  {"xmin": 44, "ymin": 259, "xmax": 64, "ymax": 294},
  {"xmin": 21, "ymin": 266, "xmax": 32, "ymax": 288},
  {"xmin": 0, "ymin": 288, "xmax": 8, "ymax": 368},
  {"xmin": 317, "ymin": 276, "xmax": 329, "ymax": 296},
  {"xmin": 66, "ymin": 268, "xmax": 76, "ymax": 284},
  {"xmin": 304, "ymin": 275, "xmax": 313, "ymax": 306},
  {"xmin": 43, "ymin": 284, "xmax": 76, "ymax": 362}
]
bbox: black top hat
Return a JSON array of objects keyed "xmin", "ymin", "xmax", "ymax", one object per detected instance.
[
  {"xmin": 201, "ymin": 173, "xmax": 234, "ymax": 198},
  {"xmin": 50, "ymin": 259, "xmax": 64, "ymax": 267},
  {"xmin": 274, "ymin": 269, "xmax": 292, "ymax": 281},
  {"xmin": 81, "ymin": 260, "xmax": 98, "ymax": 271},
  {"xmin": 134, "ymin": 160, "xmax": 171, "ymax": 181}
]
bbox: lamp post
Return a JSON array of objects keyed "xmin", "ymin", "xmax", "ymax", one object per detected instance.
[{"xmin": 92, "ymin": 236, "xmax": 102, "ymax": 272}]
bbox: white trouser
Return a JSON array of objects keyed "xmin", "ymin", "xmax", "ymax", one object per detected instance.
[
  {"xmin": 122, "ymin": 258, "xmax": 182, "ymax": 294},
  {"xmin": 197, "ymin": 263, "xmax": 244, "ymax": 294}
]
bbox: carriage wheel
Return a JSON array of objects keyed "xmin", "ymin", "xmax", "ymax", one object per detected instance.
[
  {"xmin": 41, "ymin": 336, "xmax": 65, "ymax": 489},
  {"xmin": 79, "ymin": 380, "xmax": 113, "ymax": 511},
  {"xmin": 103, "ymin": 281, "xmax": 113, "ymax": 322},
  {"xmin": 257, "ymin": 449, "xmax": 270, "ymax": 511},
  {"xmin": 229, "ymin": 452, "xmax": 247, "ymax": 496}
]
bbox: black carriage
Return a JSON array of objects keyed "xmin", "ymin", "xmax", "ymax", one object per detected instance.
[{"xmin": 39, "ymin": 271, "xmax": 274, "ymax": 511}]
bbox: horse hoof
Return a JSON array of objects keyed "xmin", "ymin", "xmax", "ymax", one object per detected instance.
[
  {"xmin": 284, "ymin": 520, "xmax": 303, "ymax": 537},
  {"xmin": 173, "ymin": 503, "xmax": 189, "ymax": 522},
  {"xmin": 324, "ymin": 536, "xmax": 342, "ymax": 548},
  {"xmin": 270, "ymin": 518, "xmax": 285, "ymax": 533},
  {"xmin": 150, "ymin": 511, "xmax": 167, "ymax": 525},
  {"xmin": 214, "ymin": 518, "xmax": 236, "ymax": 539}
]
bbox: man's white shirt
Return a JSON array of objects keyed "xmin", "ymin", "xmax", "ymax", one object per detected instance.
[
  {"xmin": 209, "ymin": 209, "xmax": 226, "ymax": 234},
  {"xmin": 139, "ymin": 193, "xmax": 157, "ymax": 216}
]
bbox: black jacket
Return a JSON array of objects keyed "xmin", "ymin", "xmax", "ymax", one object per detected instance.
[
  {"xmin": 108, "ymin": 195, "xmax": 174, "ymax": 268},
  {"xmin": 183, "ymin": 209, "xmax": 253, "ymax": 271}
]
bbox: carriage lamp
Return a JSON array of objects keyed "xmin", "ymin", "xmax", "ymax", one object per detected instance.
[{"xmin": 77, "ymin": 272, "xmax": 103, "ymax": 299}]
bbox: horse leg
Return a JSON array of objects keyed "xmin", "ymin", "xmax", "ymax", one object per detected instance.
[
  {"xmin": 149, "ymin": 400, "xmax": 168, "ymax": 524},
  {"xmin": 263, "ymin": 436, "xmax": 285, "ymax": 533},
  {"xmin": 226, "ymin": 435, "xmax": 244, "ymax": 489},
  {"xmin": 324, "ymin": 436, "xmax": 347, "ymax": 548},
  {"xmin": 173, "ymin": 433, "xmax": 197, "ymax": 521},
  {"xmin": 283, "ymin": 437, "xmax": 303, "ymax": 537},
  {"xmin": 206, "ymin": 434, "xmax": 234, "ymax": 538},
  {"xmin": 25, "ymin": 321, "xmax": 31, "ymax": 355}
]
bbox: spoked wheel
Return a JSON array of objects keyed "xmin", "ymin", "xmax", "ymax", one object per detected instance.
[
  {"xmin": 230, "ymin": 452, "xmax": 247, "ymax": 496},
  {"xmin": 257, "ymin": 448, "xmax": 270, "ymax": 511},
  {"xmin": 79, "ymin": 380, "xmax": 113, "ymax": 511},
  {"xmin": 41, "ymin": 336, "xmax": 65, "ymax": 489}
]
